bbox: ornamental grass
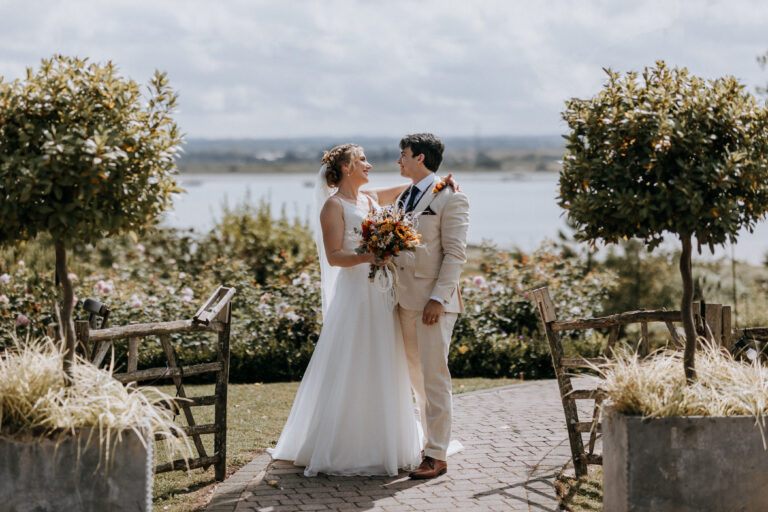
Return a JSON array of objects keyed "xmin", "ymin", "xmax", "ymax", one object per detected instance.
[
  {"xmin": 600, "ymin": 342, "xmax": 768, "ymax": 445},
  {"xmin": 0, "ymin": 335, "xmax": 192, "ymax": 464}
]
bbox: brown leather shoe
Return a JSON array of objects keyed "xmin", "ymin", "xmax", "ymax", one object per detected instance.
[{"xmin": 409, "ymin": 456, "xmax": 447, "ymax": 479}]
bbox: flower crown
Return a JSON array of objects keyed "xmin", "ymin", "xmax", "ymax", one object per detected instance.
[{"xmin": 321, "ymin": 151, "xmax": 331, "ymax": 164}]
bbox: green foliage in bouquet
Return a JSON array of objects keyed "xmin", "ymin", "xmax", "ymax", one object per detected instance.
[
  {"xmin": 560, "ymin": 61, "xmax": 768, "ymax": 380},
  {"xmin": 0, "ymin": 55, "xmax": 183, "ymax": 371}
]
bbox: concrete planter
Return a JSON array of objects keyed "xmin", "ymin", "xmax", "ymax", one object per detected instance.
[
  {"xmin": 603, "ymin": 406, "xmax": 768, "ymax": 512},
  {"xmin": 0, "ymin": 428, "xmax": 153, "ymax": 512}
]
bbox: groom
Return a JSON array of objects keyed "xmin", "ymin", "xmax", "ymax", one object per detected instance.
[{"xmin": 394, "ymin": 133, "xmax": 470, "ymax": 479}]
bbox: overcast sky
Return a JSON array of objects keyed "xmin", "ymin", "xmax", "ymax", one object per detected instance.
[{"xmin": 1, "ymin": 0, "xmax": 767, "ymax": 139}]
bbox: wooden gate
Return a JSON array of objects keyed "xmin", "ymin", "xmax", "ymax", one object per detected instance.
[
  {"xmin": 530, "ymin": 286, "xmax": 735, "ymax": 477},
  {"xmin": 74, "ymin": 286, "xmax": 236, "ymax": 481}
]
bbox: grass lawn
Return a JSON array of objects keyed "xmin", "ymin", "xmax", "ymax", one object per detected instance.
[
  {"xmin": 151, "ymin": 377, "xmax": 521, "ymax": 512},
  {"xmin": 555, "ymin": 466, "xmax": 603, "ymax": 511}
]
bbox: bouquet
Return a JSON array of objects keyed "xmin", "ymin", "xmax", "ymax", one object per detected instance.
[{"xmin": 356, "ymin": 205, "xmax": 421, "ymax": 281}]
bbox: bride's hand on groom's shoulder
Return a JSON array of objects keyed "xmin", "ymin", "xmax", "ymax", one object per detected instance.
[{"xmin": 438, "ymin": 173, "xmax": 460, "ymax": 193}]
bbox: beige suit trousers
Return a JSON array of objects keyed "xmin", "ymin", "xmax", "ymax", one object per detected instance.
[{"xmin": 398, "ymin": 305, "xmax": 457, "ymax": 461}]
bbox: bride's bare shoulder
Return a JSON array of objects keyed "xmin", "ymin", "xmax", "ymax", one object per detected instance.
[{"xmin": 321, "ymin": 195, "xmax": 343, "ymax": 216}]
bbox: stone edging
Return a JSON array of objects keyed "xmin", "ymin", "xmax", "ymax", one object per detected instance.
[{"xmin": 205, "ymin": 452, "xmax": 271, "ymax": 512}]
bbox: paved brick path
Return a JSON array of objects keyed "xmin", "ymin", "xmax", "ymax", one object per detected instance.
[{"xmin": 207, "ymin": 379, "xmax": 597, "ymax": 512}]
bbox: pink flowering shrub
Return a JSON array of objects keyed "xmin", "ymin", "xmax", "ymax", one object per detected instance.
[
  {"xmin": 450, "ymin": 241, "xmax": 616, "ymax": 379},
  {"xmin": 0, "ymin": 266, "xmax": 59, "ymax": 337},
  {"xmin": 0, "ymin": 204, "xmax": 322, "ymax": 382},
  {"xmin": 1, "ymin": 203, "xmax": 615, "ymax": 382}
]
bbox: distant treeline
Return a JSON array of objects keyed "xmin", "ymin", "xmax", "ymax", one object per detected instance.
[{"xmin": 178, "ymin": 135, "xmax": 565, "ymax": 173}]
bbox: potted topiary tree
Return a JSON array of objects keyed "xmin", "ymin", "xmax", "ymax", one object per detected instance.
[
  {"xmin": 0, "ymin": 55, "xmax": 183, "ymax": 374},
  {"xmin": 0, "ymin": 56, "xmax": 184, "ymax": 511},
  {"xmin": 559, "ymin": 61, "xmax": 768, "ymax": 511}
]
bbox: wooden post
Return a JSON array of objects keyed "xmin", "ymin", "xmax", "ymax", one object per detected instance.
[
  {"xmin": 722, "ymin": 306, "xmax": 732, "ymax": 350},
  {"xmin": 214, "ymin": 302, "xmax": 231, "ymax": 481},
  {"xmin": 640, "ymin": 322, "xmax": 649, "ymax": 357},
  {"xmin": 127, "ymin": 337, "xmax": 139, "ymax": 373},
  {"xmin": 705, "ymin": 304, "xmax": 723, "ymax": 345},
  {"xmin": 74, "ymin": 320, "xmax": 90, "ymax": 358},
  {"xmin": 606, "ymin": 325, "xmax": 619, "ymax": 357},
  {"xmin": 531, "ymin": 287, "xmax": 588, "ymax": 477}
]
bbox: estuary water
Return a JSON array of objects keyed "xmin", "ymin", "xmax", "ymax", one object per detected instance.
[{"xmin": 163, "ymin": 172, "xmax": 768, "ymax": 265}]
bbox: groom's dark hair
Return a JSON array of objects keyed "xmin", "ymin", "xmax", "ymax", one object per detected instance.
[{"xmin": 399, "ymin": 133, "xmax": 444, "ymax": 173}]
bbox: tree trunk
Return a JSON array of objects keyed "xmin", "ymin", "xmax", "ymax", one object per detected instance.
[
  {"xmin": 55, "ymin": 243, "xmax": 77, "ymax": 376},
  {"xmin": 679, "ymin": 234, "xmax": 697, "ymax": 382}
]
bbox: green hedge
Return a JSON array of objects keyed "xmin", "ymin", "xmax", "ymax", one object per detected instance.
[{"xmin": 2, "ymin": 203, "xmax": 616, "ymax": 382}]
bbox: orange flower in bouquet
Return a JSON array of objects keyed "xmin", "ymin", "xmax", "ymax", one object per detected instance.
[{"xmin": 356, "ymin": 205, "xmax": 421, "ymax": 280}]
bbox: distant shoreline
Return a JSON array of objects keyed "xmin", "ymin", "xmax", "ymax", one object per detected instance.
[
  {"xmin": 178, "ymin": 163, "xmax": 561, "ymax": 175},
  {"xmin": 177, "ymin": 136, "xmax": 565, "ymax": 175}
]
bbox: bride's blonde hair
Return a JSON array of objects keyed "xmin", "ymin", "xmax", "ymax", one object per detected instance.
[{"xmin": 322, "ymin": 144, "xmax": 360, "ymax": 187}]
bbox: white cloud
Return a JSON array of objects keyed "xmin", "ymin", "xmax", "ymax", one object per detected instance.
[{"xmin": 1, "ymin": 0, "xmax": 766, "ymax": 138}]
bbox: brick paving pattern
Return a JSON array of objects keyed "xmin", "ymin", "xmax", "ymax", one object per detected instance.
[{"xmin": 207, "ymin": 379, "xmax": 598, "ymax": 512}]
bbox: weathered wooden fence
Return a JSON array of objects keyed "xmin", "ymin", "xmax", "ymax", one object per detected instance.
[
  {"xmin": 73, "ymin": 286, "xmax": 236, "ymax": 481},
  {"xmin": 529, "ymin": 286, "xmax": 766, "ymax": 478}
]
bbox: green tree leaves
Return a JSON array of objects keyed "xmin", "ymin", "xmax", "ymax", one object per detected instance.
[
  {"xmin": 0, "ymin": 55, "xmax": 184, "ymax": 248},
  {"xmin": 560, "ymin": 61, "xmax": 768, "ymax": 253}
]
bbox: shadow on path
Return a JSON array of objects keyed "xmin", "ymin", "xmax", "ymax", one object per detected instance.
[{"xmin": 206, "ymin": 380, "xmax": 590, "ymax": 511}]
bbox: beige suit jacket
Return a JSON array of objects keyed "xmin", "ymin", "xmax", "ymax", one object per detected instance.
[{"xmin": 395, "ymin": 174, "xmax": 470, "ymax": 314}]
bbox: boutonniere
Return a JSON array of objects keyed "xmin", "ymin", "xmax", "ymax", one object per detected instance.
[
  {"xmin": 432, "ymin": 173, "xmax": 455, "ymax": 194},
  {"xmin": 432, "ymin": 179, "xmax": 448, "ymax": 194}
]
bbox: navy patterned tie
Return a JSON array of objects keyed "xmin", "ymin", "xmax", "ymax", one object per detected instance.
[{"xmin": 404, "ymin": 186, "xmax": 420, "ymax": 213}]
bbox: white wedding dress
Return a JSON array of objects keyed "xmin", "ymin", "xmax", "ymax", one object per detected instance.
[{"xmin": 267, "ymin": 194, "xmax": 422, "ymax": 477}]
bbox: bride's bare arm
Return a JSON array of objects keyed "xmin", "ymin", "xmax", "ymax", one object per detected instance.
[
  {"xmin": 320, "ymin": 198, "xmax": 377, "ymax": 267},
  {"xmin": 363, "ymin": 184, "xmax": 409, "ymax": 206},
  {"xmin": 364, "ymin": 174, "xmax": 459, "ymax": 205}
]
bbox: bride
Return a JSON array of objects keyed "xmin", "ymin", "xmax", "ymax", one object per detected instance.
[{"xmin": 268, "ymin": 143, "xmax": 420, "ymax": 476}]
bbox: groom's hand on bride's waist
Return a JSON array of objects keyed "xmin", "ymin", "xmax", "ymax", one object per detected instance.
[{"xmin": 422, "ymin": 299, "xmax": 445, "ymax": 325}]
